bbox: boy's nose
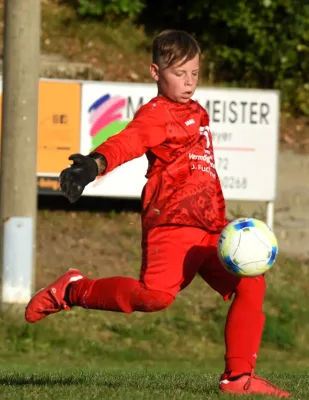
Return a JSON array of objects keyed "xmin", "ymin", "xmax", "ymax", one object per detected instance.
[{"xmin": 185, "ymin": 76, "xmax": 193, "ymax": 86}]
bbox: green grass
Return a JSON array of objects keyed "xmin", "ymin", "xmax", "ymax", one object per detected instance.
[
  {"xmin": 0, "ymin": 209, "xmax": 308, "ymax": 398},
  {"xmin": 0, "ymin": 255, "xmax": 308, "ymax": 380},
  {"xmin": 0, "ymin": 369, "xmax": 306, "ymax": 399}
]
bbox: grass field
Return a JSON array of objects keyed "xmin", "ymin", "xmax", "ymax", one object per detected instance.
[
  {"xmin": 0, "ymin": 369, "xmax": 308, "ymax": 399},
  {"xmin": 0, "ymin": 204, "xmax": 307, "ymax": 398}
]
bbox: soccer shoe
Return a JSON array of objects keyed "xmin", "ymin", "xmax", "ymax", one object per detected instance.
[
  {"xmin": 25, "ymin": 269, "xmax": 83, "ymax": 323},
  {"xmin": 219, "ymin": 371, "xmax": 291, "ymax": 397}
]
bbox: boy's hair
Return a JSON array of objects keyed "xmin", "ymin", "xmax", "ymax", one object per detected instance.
[{"xmin": 152, "ymin": 30, "xmax": 201, "ymax": 69}]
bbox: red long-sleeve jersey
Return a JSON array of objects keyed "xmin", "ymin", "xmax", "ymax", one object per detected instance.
[{"xmin": 93, "ymin": 95, "xmax": 226, "ymax": 233}]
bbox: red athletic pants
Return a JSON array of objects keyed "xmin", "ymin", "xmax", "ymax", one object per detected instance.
[{"xmin": 70, "ymin": 226, "xmax": 266, "ymax": 372}]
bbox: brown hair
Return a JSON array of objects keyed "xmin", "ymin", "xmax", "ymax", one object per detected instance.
[{"xmin": 152, "ymin": 30, "xmax": 201, "ymax": 69}]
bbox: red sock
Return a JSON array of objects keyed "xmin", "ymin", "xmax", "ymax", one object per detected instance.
[
  {"xmin": 224, "ymin": 276, "xmax": 266, "ymax": 373},
  {"xmin": 69, "ymin": 276, "xmax": 174, "ymax": 313}
]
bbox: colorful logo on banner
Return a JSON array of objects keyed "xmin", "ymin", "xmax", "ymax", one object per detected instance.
[{"xmin": 88, "ymin": 94, "xmax": 129, "ymax": 151}]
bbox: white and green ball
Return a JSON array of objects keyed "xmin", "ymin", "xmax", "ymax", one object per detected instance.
[{"xmin": 218, "ymin": 217, "xmax": 278, "ymax": 277}]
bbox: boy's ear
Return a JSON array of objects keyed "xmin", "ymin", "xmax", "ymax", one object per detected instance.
[{"xmin": 150, "ymin": 63, "xmax": 160, "ymax": 81}]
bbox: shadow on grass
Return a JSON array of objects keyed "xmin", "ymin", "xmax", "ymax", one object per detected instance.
[
  {"xmin": 0, "ymin": 374, "xmax": 85, "ymax": 386},
  {"xmin": 0, "ymin": 371, "xmax": 218, "ymax": 395}
]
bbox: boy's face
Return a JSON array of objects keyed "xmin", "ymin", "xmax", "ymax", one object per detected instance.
[{"xmin": 150, "ymin": 54, "xmax": 199, "ymax": 103}]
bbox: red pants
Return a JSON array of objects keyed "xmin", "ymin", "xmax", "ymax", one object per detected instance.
[
  {"xmin": 140, "ymin": 226, "xmax": 240, "ymax": 299},
  {"xmin": 70, "ymin": 225, "xmax": 266, "ymax": 373}
]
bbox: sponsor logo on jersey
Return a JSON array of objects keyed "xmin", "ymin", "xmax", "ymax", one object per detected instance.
[{"xmin": 185, "ymin": 119, "xmax": 195, "ymax": 126}]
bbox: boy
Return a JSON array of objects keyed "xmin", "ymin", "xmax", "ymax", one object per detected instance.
[{"xmin": 25, "ymin": 30, "xmax": 290, "ymax": 397}]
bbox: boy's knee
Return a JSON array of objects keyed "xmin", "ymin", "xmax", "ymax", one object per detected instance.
[
  {"xmin": 136, "ymin": 290, "xmax": 175, "ymax": 312},
  {"xmin": 235, "ymin": 275, "xmax": 266, "ymax": 306},
  {"xmin": 237, "ymin": 274, "xmax": 265, "ymax": 292}
]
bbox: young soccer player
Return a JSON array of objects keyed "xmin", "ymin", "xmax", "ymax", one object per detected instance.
[{"xmin": 25, "ymin": 30, "xmax": 290, "ymax": 397}]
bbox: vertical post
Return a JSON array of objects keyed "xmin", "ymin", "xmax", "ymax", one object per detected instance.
[
  {"xmin": 0, "ymin": 0, "xmax": 41, "ymax": 305},
  {"xmin": 266, "ymin": 201, "xmax": 274, "ymax": 231}
]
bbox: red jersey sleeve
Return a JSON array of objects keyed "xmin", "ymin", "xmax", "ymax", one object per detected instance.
[
  {"xmin": 198, "ymin": 104, "xmax": 210, "ymax": 126},
  {"xmin": 92, "ymin": 101, "xmax": 166, "ymax": 174}
]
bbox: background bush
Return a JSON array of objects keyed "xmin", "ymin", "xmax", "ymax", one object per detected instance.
[
  {"xmin": 63, "ymin": 0, "xmax": 309, "ymax": 116},
  {"xmin": 66, "ymin": 0, "xmax": 145, "ymax": 19}
]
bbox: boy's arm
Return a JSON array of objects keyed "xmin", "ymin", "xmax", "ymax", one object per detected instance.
[
  {"xmin": 91, "ymin": 103, "xmax": 166, "ymax": 175},
  {"xmin": 59, "ymin": 103, "xmax": 165, "ymax": 203}
]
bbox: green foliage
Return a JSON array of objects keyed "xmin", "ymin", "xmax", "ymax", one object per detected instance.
[
  {"xmin": 71, "ymin": 0, "xmax": 145, "ymax": 19},
  {"xmin": 141, "ymin": 0, "xmax": 309, "ymax": 116},
  {"xmin": 60, "ymin": 0, "xmax": 309, "ymax": 114}
]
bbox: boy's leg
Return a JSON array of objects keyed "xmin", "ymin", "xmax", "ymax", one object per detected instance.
[
  {"xmin": 25, "ymin": 269, "xmax": 174, "ymax": 323},
  {"xmin": 197, "ymin": 233, "xmax": 265, "ymax": 373},
  {"xmin": 198, "ymin": 234, "xmax": 265, "ymax": 372},
  {"xmin": 26, "ymin": 226, "xmax": 206, "ymax": 323},
  {"xmin": 198, "ymin": 233, "xmax": 290, "ymax": 397},
  {"xmin": 69, "ymin": 226, "xmax": 208, "ymax": 311}
]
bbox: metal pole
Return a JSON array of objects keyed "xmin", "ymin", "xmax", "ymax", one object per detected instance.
[
  {"xmin": 0, "ymin": 0, "xmax": 41, "ymax": 305},
  {"xmin": 266, "ymin": 201, "xmax": 274, "ymax": 231}
]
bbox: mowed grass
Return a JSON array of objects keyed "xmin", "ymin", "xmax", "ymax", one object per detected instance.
[
  {"xmin": 0, "ymin": 369, "xmax": 307, "ymax": 399},
  {"xmin": 0, "ymin": 204, "xmax": 308, "ymax": 398}
]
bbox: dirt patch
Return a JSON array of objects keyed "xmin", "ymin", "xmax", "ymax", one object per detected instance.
[{"xmin": 280, "ymin": 115, "xmax": 309, "ymax": 154}]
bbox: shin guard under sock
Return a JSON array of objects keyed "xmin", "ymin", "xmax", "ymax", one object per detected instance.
[{"xmin": 69, "ymin": 276, "xmax": 174, "ymax": 313}]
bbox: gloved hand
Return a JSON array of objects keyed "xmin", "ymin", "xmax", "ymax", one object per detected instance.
[{"xmin": 59, "ymin": 153, "xmax": 99, "ymax": 203}]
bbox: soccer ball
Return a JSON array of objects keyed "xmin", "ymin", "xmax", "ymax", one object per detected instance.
[{"xmin": 217, "ymin": 217, "xmax": 278, "ymax": 277}]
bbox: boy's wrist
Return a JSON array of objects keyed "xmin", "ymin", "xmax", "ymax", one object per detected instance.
[{"xmin": 88, "ymin": 152, "xmax": 107, "ymax": 174}]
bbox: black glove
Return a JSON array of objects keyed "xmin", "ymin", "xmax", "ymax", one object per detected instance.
[{"xmin": 59, "ymin": 153, "xmax": 99, "ymax": 203}]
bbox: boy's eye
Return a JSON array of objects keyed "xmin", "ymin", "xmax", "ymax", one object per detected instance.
[{"xmin": 174, "ymin": 71, "xmax": 199, "ymax": 77}]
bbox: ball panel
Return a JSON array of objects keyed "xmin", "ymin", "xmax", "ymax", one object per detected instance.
[
  {"xmin": 224, "ymin": 255, "xmax": 242, "ymax": 275},
  {"xmin": 268, "ymin": 246, "xmax": 278, "ymax": 265},
  {"xmin": 228, "ymin": 230, "xmax": 242, "ymax": 259},
  {"xmin": 233, "ymin": 219, "xmax": 255, "ymax": 231},
  {"xmin": 218, "ymin": 224, "xmax": 235, "ymax": 258},
  {"xmin": 251, "ymin": 218, "xmax": 278, "ymax": 248}
]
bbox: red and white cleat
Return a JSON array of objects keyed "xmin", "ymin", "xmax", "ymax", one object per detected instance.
[
  {"xmin": 219, "ymin": 371, "xmax": 291, "ymax": 398},
  {"xmin": 25, "ymin": 269, "xmax": 83, "ymax": 323}
]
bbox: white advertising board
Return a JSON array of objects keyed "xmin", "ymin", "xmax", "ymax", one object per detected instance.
[
  {"xmin": 194, "ymin": 87, "xmax": 279, "ymax": 201},
  {"xmin": 80, "ymin": 82, "xmax": 279, "ymax": 203}
]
